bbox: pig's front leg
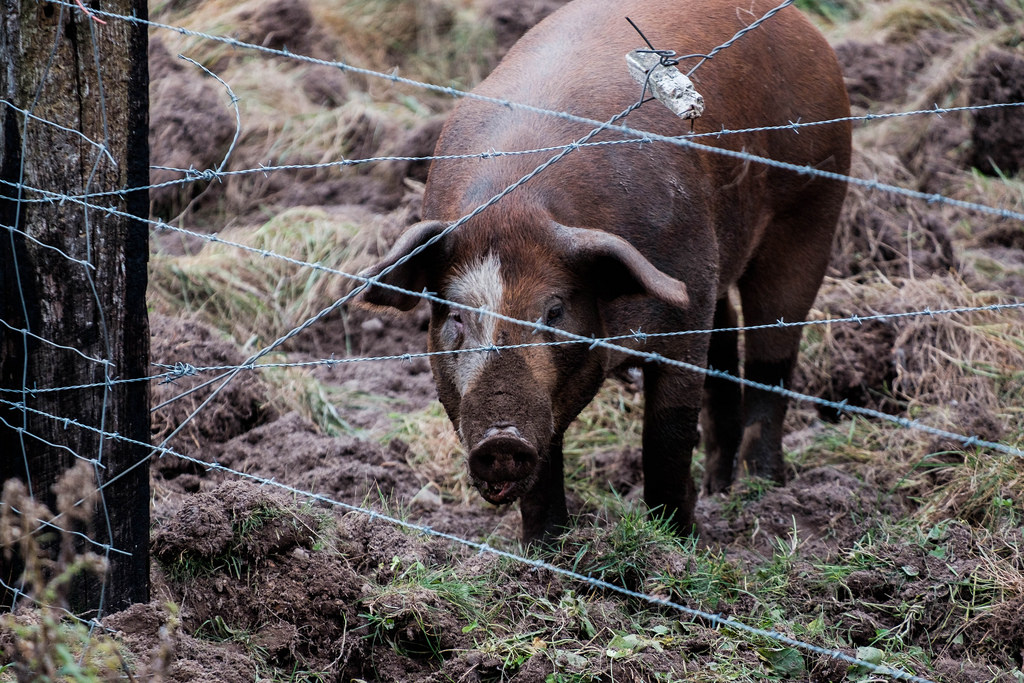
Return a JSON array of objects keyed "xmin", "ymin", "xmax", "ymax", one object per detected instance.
[
  {"xmin": 519, "ymin": 434, "xmax": 568, "ymax": 545},
  {"xmin": 641, "ymin": 364, "xmax": 701, "ymax": 536}
]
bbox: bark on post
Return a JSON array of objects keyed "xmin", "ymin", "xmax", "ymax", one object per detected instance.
[{"xmin": 0, "ymin": 1, "xmax": 150, "ymax": 615}]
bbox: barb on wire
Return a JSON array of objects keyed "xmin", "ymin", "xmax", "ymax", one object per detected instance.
[
  {"xmin": 0, "ymin": 396, "xmax": 937, "ymax": 683},
  {"xmin": 2, "ymin": 291, "xmax": 1020, "ymax": 398}
]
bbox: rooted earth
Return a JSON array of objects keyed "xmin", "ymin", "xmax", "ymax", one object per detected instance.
[{"xmin": 4, "ymin": 0, "xmax": 1024, "ymax": 681}]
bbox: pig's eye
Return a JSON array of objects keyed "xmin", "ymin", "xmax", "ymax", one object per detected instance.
[
  {"xmin": 545, "ymin": 302, "xmax": 564, "ymax": 327},
  {"xmin": 450, "ymin": 310, "xmax": 464, "ymax": 331}
]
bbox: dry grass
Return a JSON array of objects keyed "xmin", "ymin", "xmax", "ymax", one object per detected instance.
[
  {"xmin": 388, "ymin": 402, "xmax": 471, "ymax": 506},
  {"xmin": 149, "ymin": 0, "xmax": 488, "ymax": 225},
  {"xmin": 803, "ymin": 274, "xmax": 1022, "ymax": 419},
  {"xmin": 154, "ymin": 0, "xmax": 495, "ymax": 93},
  {"xmin": 149, "ymin": 206, "xmax": 391, "ymax": 347}
]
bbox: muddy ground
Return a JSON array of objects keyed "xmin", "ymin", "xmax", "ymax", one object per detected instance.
[
  {"xmin": 136, "ymin": 1, "xmax": 1024, "ymax": 680},
  {"xmin": 4, "ymin": 0, "xmax": 1023, "ymax": 681}
]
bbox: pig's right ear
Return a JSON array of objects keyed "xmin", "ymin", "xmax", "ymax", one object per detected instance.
[{"xmin": 356, "ymin": 220, "xmax": 451, "ymax": 311}]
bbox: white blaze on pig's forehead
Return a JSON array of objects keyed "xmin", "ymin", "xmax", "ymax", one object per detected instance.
[
  {"xmin": 445, "ymin": 252, "xmax": 504, "ymax": 394},
  {"xmin": 446, "ymin": 252, "xmax": 504, "ymax": 337}
]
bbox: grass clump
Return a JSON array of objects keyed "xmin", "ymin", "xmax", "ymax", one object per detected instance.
[
  {"xmin": 385, "ymin": 402, "xmax": 470, "ymax": 505},
  {"xmin": 553, "ymin": 508, "xmax": 687, "ymax": 594},
  {"xmin": 259, "ymin": 361, "xmax": 368, "ymax": 437},
  {"xmin": 150, "ymin": 207, "xmax": 376, "ymax": 348},
  {"xmin": 361, "ymin": 558, "xmax": 485, "ymax": 659}
]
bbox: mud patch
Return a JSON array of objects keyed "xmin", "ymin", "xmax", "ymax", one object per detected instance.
[
  {"xmin": 969, "ymin": 48, "xmax": 1024, "ymax": 177},
  {"xmin": 698, "ymin": 467, "xmax": 899, "ymax": 560},
  {"xmin": 105, "ymin": 602, "xmax": 258, "ymax": 683},
  {"xmin": 796, "ymin": 276, "xmax": 1018, "ymax": 426},
  {"xmin": 202, "ymin": 412, "xmax": 420, "ymax": 501},
  {"xmin": 147, "ymin": 480, "xmax": 369, "ymax": 678},
  {"xmin": 819, "ymin": 523, "xmax": 1024, "ymax": 671},
  {"xmin": 794, "ymin": 293, "xmax": 900, "ymax": 417},
  {"xmin": 830, "ymin": 151, "xmax": 956, "ymax": 280},
  {"xmin": 835, "ymin": 32, "xmax": 955, "ymax": 110},
  {"xmin": 236, "ymin": 0, "xmax": 324, "ymax": 57},
  {"xmin": 123, "ymin": 478, "xmax": 517, "ymax": 682},
  {"xmin": 150, "ymin": 314, "xmax": 277, "ymax": 487}
]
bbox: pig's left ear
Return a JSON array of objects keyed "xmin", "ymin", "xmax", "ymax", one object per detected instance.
[
  {"xmin": 554, "ymin": 223, "xmax": 689, "ymax": 309},
  {"xmin": 356, "ymin": 220, "xmax": 452, "ymax": 311}
]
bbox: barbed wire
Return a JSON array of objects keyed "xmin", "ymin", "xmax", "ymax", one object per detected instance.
[
  {"xmin": 9, "ymin": 109, "xmax": 1024, "ymax": 227},
  {"xmin": 0, "ymin": 394, "xmax": 937, "ymax": 682},
  {"xmin": 3, "ymin": 2, "xmax": 1020, "ymax": 677},
  {"xmin": 7, "ymin": 182, "xmax": 1017, "ymax": 456},
  {"xmin": 8, "ymin": 97, "xmax": 1019, "ymax": 206},
  {"xmin": 23, "ymin": 1, "xmax": 1023, "ymax": 226},
  {"xmin": 176, "ymin": 54, "xmax": 241, "ymax": 177},
  {"xmin": 0, "ymin": 299, "xmax": 1018, "ymax": 398},
  {"xmin": 3, "ymin": 166, "xmax": 1022, "ymax": 374}
]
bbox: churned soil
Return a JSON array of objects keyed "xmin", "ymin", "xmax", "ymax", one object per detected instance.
[{"xmin": 88, "ymin": 1, "xmax": 1024, "ymax": 681}]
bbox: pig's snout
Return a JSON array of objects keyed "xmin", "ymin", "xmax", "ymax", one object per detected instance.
[{"xmin": 468, "ymin": 425, "xmax": 539, "ymax": 505}]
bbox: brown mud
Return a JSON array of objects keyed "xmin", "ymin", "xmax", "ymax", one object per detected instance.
[
  {"xmin": 125, "ymin": 2, "xmax": 1024, "ymax": 680},
  {"xmin": 5, "ymin": 1, "xmax": 1023, "ymax": 681}
]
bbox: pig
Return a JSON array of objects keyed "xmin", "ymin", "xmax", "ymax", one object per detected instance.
[{"xmin": 358, "ymin": 0, "xmax": 852, "ymax": 543}]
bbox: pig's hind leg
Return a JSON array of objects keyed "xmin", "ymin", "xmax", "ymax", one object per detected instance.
[{"xmin": 701, "ymin": 295, "xmax": 743, "ymax": 494}]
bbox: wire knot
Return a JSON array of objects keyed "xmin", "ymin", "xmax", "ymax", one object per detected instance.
[{"xmin": 160, "ymin": 362, "xmax": 198, "ymax": 384}]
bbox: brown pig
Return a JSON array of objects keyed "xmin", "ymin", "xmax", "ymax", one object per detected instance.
[{"xmin": 358, "ymin": 0, "xmax": 852, "ymax": 543}]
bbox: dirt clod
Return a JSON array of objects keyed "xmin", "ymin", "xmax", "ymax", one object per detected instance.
[{"xmin": 969, "ymin": 48, "xmax": 1024, "ymax": 177}]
